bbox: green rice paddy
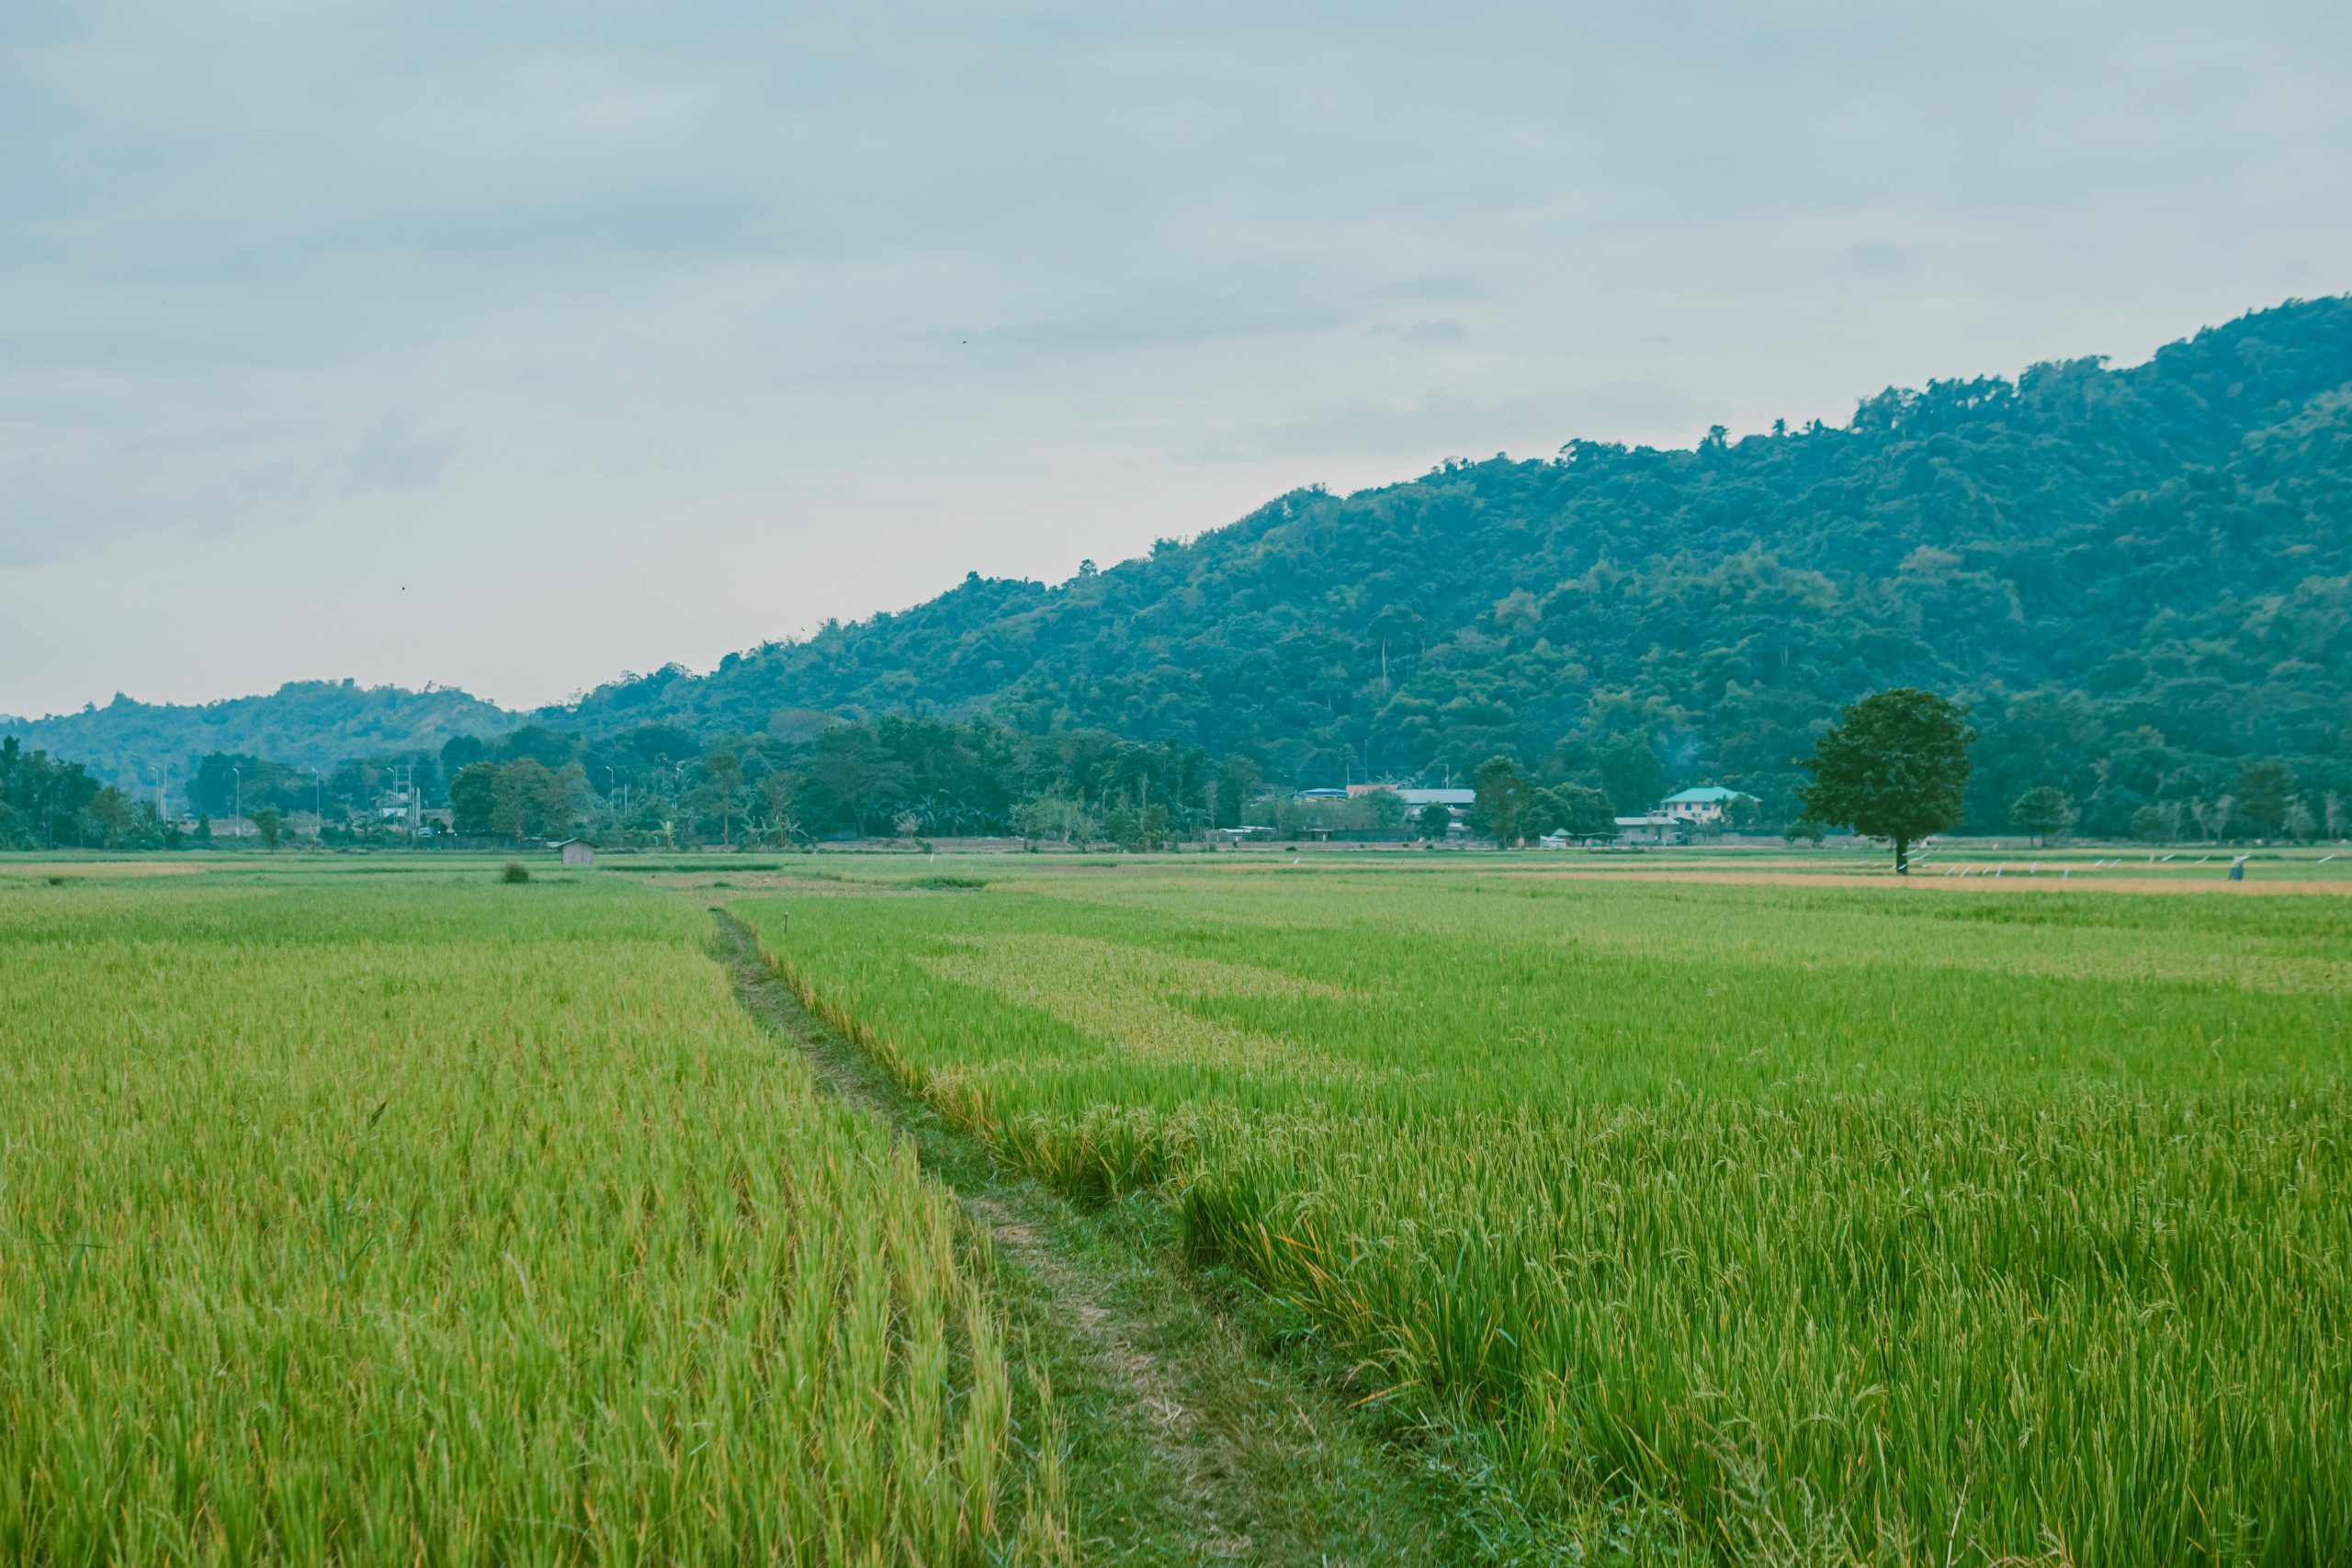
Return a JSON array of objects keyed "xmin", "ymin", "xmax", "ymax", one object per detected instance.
[
  {"xmin": 5, "ymin": 851, "xmax": 2345, "ymax": 1563},
  {"xmin": 0, "ymin": 870, "xmax": 1064, "ymax": 1563},
  {"xmin": 736, "ymin": 860, "xmax": 2351, "ymax": 1564}
]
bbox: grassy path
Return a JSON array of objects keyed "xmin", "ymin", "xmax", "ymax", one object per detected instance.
[{"xmin": 711, "ymin": 909, "xmax": 1479, "ymax": 1567}]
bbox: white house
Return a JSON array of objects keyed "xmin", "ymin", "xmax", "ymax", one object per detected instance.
[
  {"xmin": 1391, "ymin": 789, "xmax": 1475, "ymax": 811},
  {"xmin": 1659, "ymin": 785, "xmax": 1755, "ymax": 825}
]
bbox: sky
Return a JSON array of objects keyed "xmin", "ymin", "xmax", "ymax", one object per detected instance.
[{"xmin": 5, "ymin": 2, "xmax": 2349, "ymax": 719}]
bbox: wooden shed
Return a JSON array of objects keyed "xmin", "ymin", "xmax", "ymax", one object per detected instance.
[{"xmin": 551, "ymin": 840, "xmax": 594, "ymax": 867}]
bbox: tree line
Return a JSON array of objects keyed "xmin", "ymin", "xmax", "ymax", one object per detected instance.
[
  {"xmin": 13, "ymin": 684, "xmax": 2347, "ymax": 855},
  {"xmin": 539, "ymin": 298, "xmax": 2351, "ymax": 840},
  {"xmin": 15, "ymin": 300, "xmax": 2348, "ymax": 845},
  {"xmin": 350, "ymin": 717, "xmax": 1226, "ymax": 850},
  {"xmin": 0, "ymin": 738, "xmax": 173, "ymax": 851}
]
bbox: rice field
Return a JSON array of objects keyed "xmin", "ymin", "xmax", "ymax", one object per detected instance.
[
  {"xmin": 0, "ymin": 870, "xmax": 1066, "ymax": 1564},
  {"xmin": 736, "ymin": 861, "xmax": 2352, "ymax": 1565}
]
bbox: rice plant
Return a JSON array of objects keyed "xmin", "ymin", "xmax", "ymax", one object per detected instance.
[
  {"xmin": 739, "ymin": 863, "xmax": 2352, "ymax": 1565},
  {"xmin": 0, "ymin": 873, "xmax": 1063, "ymax": 1564}
]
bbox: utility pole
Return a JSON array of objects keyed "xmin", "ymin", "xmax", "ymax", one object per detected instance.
[
  {"xmin": 232, "ymin": 765, "xmax": 242, "ymax": 826},
  {"xmin": 307, "ymin": 766, "xmax": 323, "ymax": 841}
]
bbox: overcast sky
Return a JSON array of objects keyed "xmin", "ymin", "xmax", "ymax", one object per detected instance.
[{"xmin": 4, "ymin": 2, "xmax": 2347, "ymax": 718}]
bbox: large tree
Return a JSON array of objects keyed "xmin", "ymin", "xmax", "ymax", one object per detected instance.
[
  {"xmin": 2010, "ymin": 785, "xmax": 2076, "ymax": 847},
  {"xmin": 1599, "ymin": 732, "xmax": 1668, "ymax": 817},
  {"xmin": 448, "ymin": 761, "xmax": 501, "ymax": 836},
  {"xmin": 700, "ymin": 750, "xmax": 745, "ymax": 847},
  {"xmin": 1471, "ymin": 754, "xmax": 1534, "ymax": 848},
  {"xmin": 1215, "ymin": 753, "xmax": 1264, "ymax": 829},
  {"xmin": 1529, "ymin": 783, "xmax": 1615, "ymax": 839},
  {"xmin": 1797, "ymin": 689, "xmax": 1975, "ymax": 874},
  {"xmin": 492, "ymin": 759, "xmax": 557, "ymax": 844},
  {"xmin": 2234, "ymin": 761, "xmax": 2298, "ymax": 840}
]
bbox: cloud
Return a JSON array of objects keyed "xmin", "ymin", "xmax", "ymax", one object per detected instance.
[
  {"xmin": 0, "ymin": 411, "xmax": 314, "ymax": 567},
  {"xmin": 7, "ymin": 1, "xmax": 2351, "ymax": 716},
  {"xmin": 1202, "ymin": 380, "xmax": 1713, "ymax": 462},
  {"xmin": 920, "ymin": 284, "xmax": 1352, "ymax": 357},
  {"xmin": 1842, "ymin": 240, "xmax": 1914, "ymax": 276},
  {"xmin": 1380, "ymin": 274, "xmax": 1485, "ymax": 303},
  {"xmin": 342, "ymin": 416, "xmax": 460, "ymax": 495}
]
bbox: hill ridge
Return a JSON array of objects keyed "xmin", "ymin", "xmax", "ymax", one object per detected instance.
[{"xmin": 12, "ymin": 295, "xmax": 2351, "ymax": 834}]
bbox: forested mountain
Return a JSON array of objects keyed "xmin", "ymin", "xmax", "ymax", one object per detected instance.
[
  {"xmin": 1, "ymin": 682, "xmax": 517, "ymax": 791},
  {"xmin": 563, "ymin": 297, "xmax": 2352, "ymax": 832},
  {"xmin": 12, "ymin": 297, "xmax": 2350, "ymax": 837}
]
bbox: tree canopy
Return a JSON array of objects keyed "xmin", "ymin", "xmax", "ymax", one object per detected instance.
[
  {"xmin": 1797, "ymin": 689, "xmax": 1976, "ymax": 872},
  {"xmin": 2010, "ymin": 785, "xmax": 2078, "ymax": 845}
]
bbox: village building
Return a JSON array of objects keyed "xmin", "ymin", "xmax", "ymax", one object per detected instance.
[
  {"xmin": 1390, "ymin": 788, "xmax": 1474, "ymax": 808},
  {"xmin": 1659, "ymin": 785, "xmax": 1755, "ymax": 826}
]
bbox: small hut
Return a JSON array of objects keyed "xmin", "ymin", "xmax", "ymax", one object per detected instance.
[{"xmin": 551, "ymin": 839, "xmax": 594, "ymax": 868}]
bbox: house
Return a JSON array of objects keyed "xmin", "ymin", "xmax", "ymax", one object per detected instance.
[
  {"xmin": 1659, "ymin": 785, "xmax": 1755, "ymax": 826},
  {"xmin": 551, "ymin": 840, "xmax": 594, "ymax": 867},
  {"xmin": 1613, "ymin": 814, "xmax": 1686, "ymax": 845},
  {"xmin": 1391, "ymin": 789, "xmax": 1476, "ymax": 811}
]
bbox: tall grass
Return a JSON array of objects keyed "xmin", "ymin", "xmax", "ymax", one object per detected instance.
[
  {"xmin": 0, "ymin": 874, "xmax": 1062, "ymax": 1563},
  {"xmin": 739, "ymin": 867, "xmax": 2352, "ymax": 1564}
]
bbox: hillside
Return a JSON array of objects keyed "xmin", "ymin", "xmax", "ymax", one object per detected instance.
[
  {"xmin": 563, "ymin": 296, "xmax": 2352, "ymax": 832},
  {"xmin": 1, "ymin": 682, "xmax": 519, "ymax": 790},
  {"xmin": 12, "ymin": 296, "xmax": 2350, "ymax": 834}
]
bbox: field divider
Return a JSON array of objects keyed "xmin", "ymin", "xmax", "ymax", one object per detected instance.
[{"xmin": 705, "ymin": 906, "xmax": 1484, "ymax": 1564}]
